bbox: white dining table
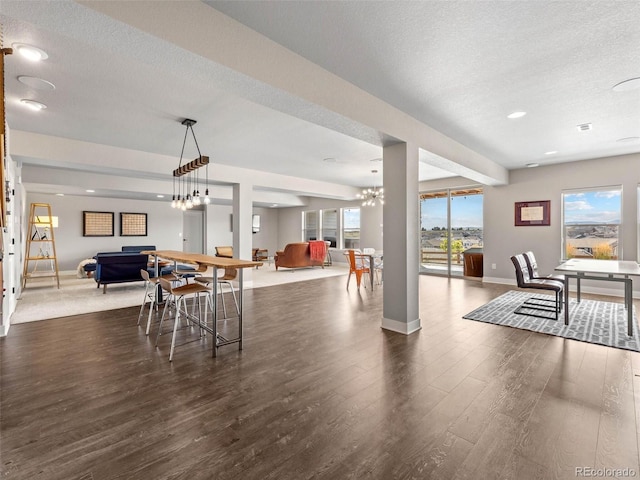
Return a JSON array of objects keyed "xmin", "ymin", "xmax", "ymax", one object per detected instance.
[
  {"xmin": 555, "ymin": 258, "xmax": 640, "ymax": 336},
  {"xmin": 356, "ymin": 252, "xmax": 383, "ymax": 290}
]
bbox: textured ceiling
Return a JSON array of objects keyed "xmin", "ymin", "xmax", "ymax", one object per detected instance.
[
  {"xmin": 2, "ymin": 0, "xmax": 639, "ymax": 203},
  {"xmin": 210, "ymin": 0, "xmax": 640, "ymax": 167}
]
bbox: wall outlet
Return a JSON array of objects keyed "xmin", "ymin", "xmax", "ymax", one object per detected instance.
[{"xmin": 491, "ymin": 263, "xmax": 497, "ymax": 270}]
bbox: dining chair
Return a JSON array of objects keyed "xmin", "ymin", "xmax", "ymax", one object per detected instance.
[
  {"xmin": 510, "ymin": 253, "xmax": 564, "ymax": 320},
  {"xmin": 155, "ymin": 277, "xmax": 210, "ymax": 361},
  {"xmin": 523, "ymin": 251, "xmax": 565, "ymax": 282},
  {"xmin": 344, "ymin": 249, "xmax": 370, "ymax": 289},
  {"xmin": 194, "ymin": 267, "xmax": 240, "ymax": 318},
  {"xmin": 361, "ymin": 248, "xmax": 383, "ymax": 285}
]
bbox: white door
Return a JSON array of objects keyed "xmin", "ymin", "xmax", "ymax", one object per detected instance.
[{"xmin": 182, "ymin": 209, "xmax": 205, "ymax": 253}]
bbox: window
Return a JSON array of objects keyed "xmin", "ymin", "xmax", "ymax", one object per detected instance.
[
  {"xmin": 562, "ymin": 187, "xmax": 621, "ymax": 260},
  {"xmin": 342, "ymin": 208, "xmax": 360, "ymax": 249},
  {"xmin": 302, "ymin": 211, "xmax": 318, "ymax": 241},
  {"xmin": 321, "ymin": 209, "xmax": 338, "ymax": 247}
]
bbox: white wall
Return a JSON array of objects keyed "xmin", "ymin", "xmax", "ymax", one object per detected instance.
[
  {"xmin": 422, "ymin": 153, "xmax": 640, "ymax": 296},
  {"xmin": 205, "ymin": 204, "xmax": 279, "ymax": 257},
  {"xmin": 277, "ymin": 197, "xmax": 383, "ymax": 262},
  {"xmin": 251, "ymin": 207, "xmax": 279, "ymax": 255},
  {"xmin": 23, "ymin": 192, "xmax": 281, "ymax": 274},
  {"xmin": 26, "ymin": 193, "xmax": 184, "ymax": 271},
  {"xmin": 484, "ymin": 153, "xmax": 639, "ymax": 286}
]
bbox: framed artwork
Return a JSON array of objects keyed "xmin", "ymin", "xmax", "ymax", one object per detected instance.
[
  {"xmin": 515, "ymin": 200, "xmax": 550, "ymax": 226},
  {"xmin": 120, "ymin": 212, "xmax": 147, "ymax": 236},
  {"xmin": 83, "ymin": 211, "xmax": 114, "ymax": 236}
]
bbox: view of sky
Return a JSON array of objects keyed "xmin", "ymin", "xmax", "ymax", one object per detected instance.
[
  {"xmin": 563, "ymin": 190, "xmax": 621, "ymax": 224},
  {"xmin": 420, "ymin": 194, "xmax": 483, "ymax": 230},
  {"xmin": 343, "ymin": 208, "xmax": 360, "ymax": 229}
]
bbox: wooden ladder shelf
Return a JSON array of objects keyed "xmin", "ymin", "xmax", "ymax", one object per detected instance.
[{"xmin": 22, "ymin": 203, "xmax": 60, "ymax": 289}]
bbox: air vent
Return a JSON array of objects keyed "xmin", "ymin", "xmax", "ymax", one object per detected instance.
[{"xmin": 577, "ymin": 123, "xmax": 593, "ymax": 132}]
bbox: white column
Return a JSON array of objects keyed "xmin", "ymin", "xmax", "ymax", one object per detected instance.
[
  {"xmin": 381, "ymin": 142, "xmax": 421, "ymax": 334},
  {"xmin": 232, "ymin": 183, "xmax": 253, "ymax": 263}
]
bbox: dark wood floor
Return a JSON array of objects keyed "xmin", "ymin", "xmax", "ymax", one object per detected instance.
[{"xmin": 2, "ymin": 275, "xmax": 640, "ymax": 480}]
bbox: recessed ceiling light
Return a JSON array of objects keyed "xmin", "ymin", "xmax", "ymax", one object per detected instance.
[
  {"xmin": 12, "ymin": 43, "xmax": 48, "ymax": 61},
  {"xmin": 17, "ymin": 76, "xmax": 56, "ymax": 90},
  {"xmin": 507, "ymin": 111, "xmax": 527, "ymax": 119},
  {"xmin": 617, "ymin": 136, "xmax": 640, "ymax": 143},
  {"xmin": 157, "ymin": 194, "xmax": 164, "ymax": 198},
  {"xmin": 526, "ymin": 163, "xmax": 539, "ymax": 168},
  {"xmin": 612, "ymin": 77, "xmax": 640, "ymax": 92},
  {"xmin": 86, "ymin": 189, "xmax": 95, "ymax": 193},
  {"xmin": 55, "ymin": 193, "xmax": 64, "ymax": 196},
  {"xmin": 20, "ymin": 99, "xmax": 47, "ymax": 111},
  {"xmin": 323, "ymin": 157, "xmax": 336, "ymax": 163},
  {"xmin": 544, "ymin": 151, "xmax": 558, "ymax": 155}
]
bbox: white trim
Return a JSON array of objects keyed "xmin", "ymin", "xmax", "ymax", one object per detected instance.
[
  {"xmin": 1, "ymin": 323, "xmax": 10, "ymax": 337},
  {"xmin": 381, "ymin": 317, "xmax": 421, "ymax": 335}
]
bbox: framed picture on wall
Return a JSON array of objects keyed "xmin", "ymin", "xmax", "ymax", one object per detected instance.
[
  {"xmin": 83, "ymin": 211, "xmax": 114, "ymax": 236},
  {"xmin": 515, "ymin": 200, "xmax": 550, "ymax": 226},
  {"xmin": 120, "ymin": 212, "xmax": 148, "ymax": 236}
]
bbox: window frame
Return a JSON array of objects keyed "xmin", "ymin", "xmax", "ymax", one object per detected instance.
[
  {"xmin": 341, "ymin": 207, "xmax": 361, "ymax": 250},
  {"xmin": 321, "ymin": 208, "xmax": 338, "ymax": 248},
  {"xmin": 561, "ymin": 185, "xmax": 622, "ymax": 261},
  {"xmin": 302, "ymin": 210, "xmax": 319, "ymax": 242}
]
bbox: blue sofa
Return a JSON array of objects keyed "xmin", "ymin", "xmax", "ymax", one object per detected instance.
[
  {"xmin": 94, "ymin": 252, "xmax": 149, "ymax": 293},
  {"xmin": 91, "ymin": 245, "xmax": 196, "ymax": 293}
]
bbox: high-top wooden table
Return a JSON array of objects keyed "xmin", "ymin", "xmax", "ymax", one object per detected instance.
[{"xmin": 142, "ymin": 250, "xmax": 262, "ymax": 357}]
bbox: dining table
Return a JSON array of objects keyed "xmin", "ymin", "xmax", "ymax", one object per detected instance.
[
  {"xmin": 356, "ymin": 251, "xmax": 383, "ymax": 290},
  {"xmin": 555, "ymin": 258, "xmax": 640, "ymax": 336},
  {"xmin": 142, "ymin": 250, "xmax": 262, "ymax": 357}
]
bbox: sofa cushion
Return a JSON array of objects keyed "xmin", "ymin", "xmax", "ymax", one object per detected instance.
[{"xmin": 122, "ymin": 245, "xmax": 156, "ymax": 253}]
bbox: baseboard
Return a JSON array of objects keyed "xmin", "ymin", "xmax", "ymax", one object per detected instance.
[
  {"xmin": 482, "ymin": 276, "xmax": 640, "ymax": 299},
  {"xmin": 381, "ymin": 317, "xmax": 421, "ymax": 335},
  {"xmin": 0, "ymin": 323, "xmax": 10, "ymax": 337}
]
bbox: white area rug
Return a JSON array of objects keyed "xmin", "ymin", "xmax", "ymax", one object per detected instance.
[{"xmin": 11, "ymin": 264, "xmax": 349, "ymax": 324}]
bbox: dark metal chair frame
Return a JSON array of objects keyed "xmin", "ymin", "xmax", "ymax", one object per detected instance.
[{"xmin": 511, "ymin": 253, "xmax": 564, "ymax": 320}]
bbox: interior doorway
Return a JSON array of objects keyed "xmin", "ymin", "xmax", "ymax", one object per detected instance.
[{"xmin": 182, "ymin": 208, "xmax": 205, "ymax": 253}]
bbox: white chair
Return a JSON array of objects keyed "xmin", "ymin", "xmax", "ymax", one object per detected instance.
[{"xmin": 361, "ymin": 248, "xmax": 383, "ymax": 285}]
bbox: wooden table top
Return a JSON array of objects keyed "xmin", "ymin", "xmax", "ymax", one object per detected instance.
[{"xmin": 142, "ymin": 250, "xmax": 263, "ymax": 269}]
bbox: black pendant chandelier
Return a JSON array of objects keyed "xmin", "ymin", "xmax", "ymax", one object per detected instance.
[{"xmin": 171, "ymin": 118, "xmax": 210, "ymax": 210}]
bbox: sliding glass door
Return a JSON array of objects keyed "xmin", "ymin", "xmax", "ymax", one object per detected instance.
[{"xmin": 420, "ymin": 187, "xmax": 483, "ymax": 277}]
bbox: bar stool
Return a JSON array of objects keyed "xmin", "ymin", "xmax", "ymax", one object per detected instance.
[
  {"xmin": 137, "ymin": 269, "xmax": 177, "ymax": 336},
  {"xmin": 155, "ymin": 277, "xmax": 210, "ymax": 361},
  {"xmin": 173, "ymin": 263, "xmax": 207, "ymax": 283},
  {"xmin": 194, "ymin": 267, "xmax": 239, "ymax": 318}
]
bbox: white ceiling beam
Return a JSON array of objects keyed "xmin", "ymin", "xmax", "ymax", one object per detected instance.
[{"xmin": 80, "ymin": 0, "xmax": 508, "ymax": 186}]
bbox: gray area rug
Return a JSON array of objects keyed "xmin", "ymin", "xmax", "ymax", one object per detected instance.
[{"xmin": 463, "ymin": 290, "xmax": 640, "ymax": 352}]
